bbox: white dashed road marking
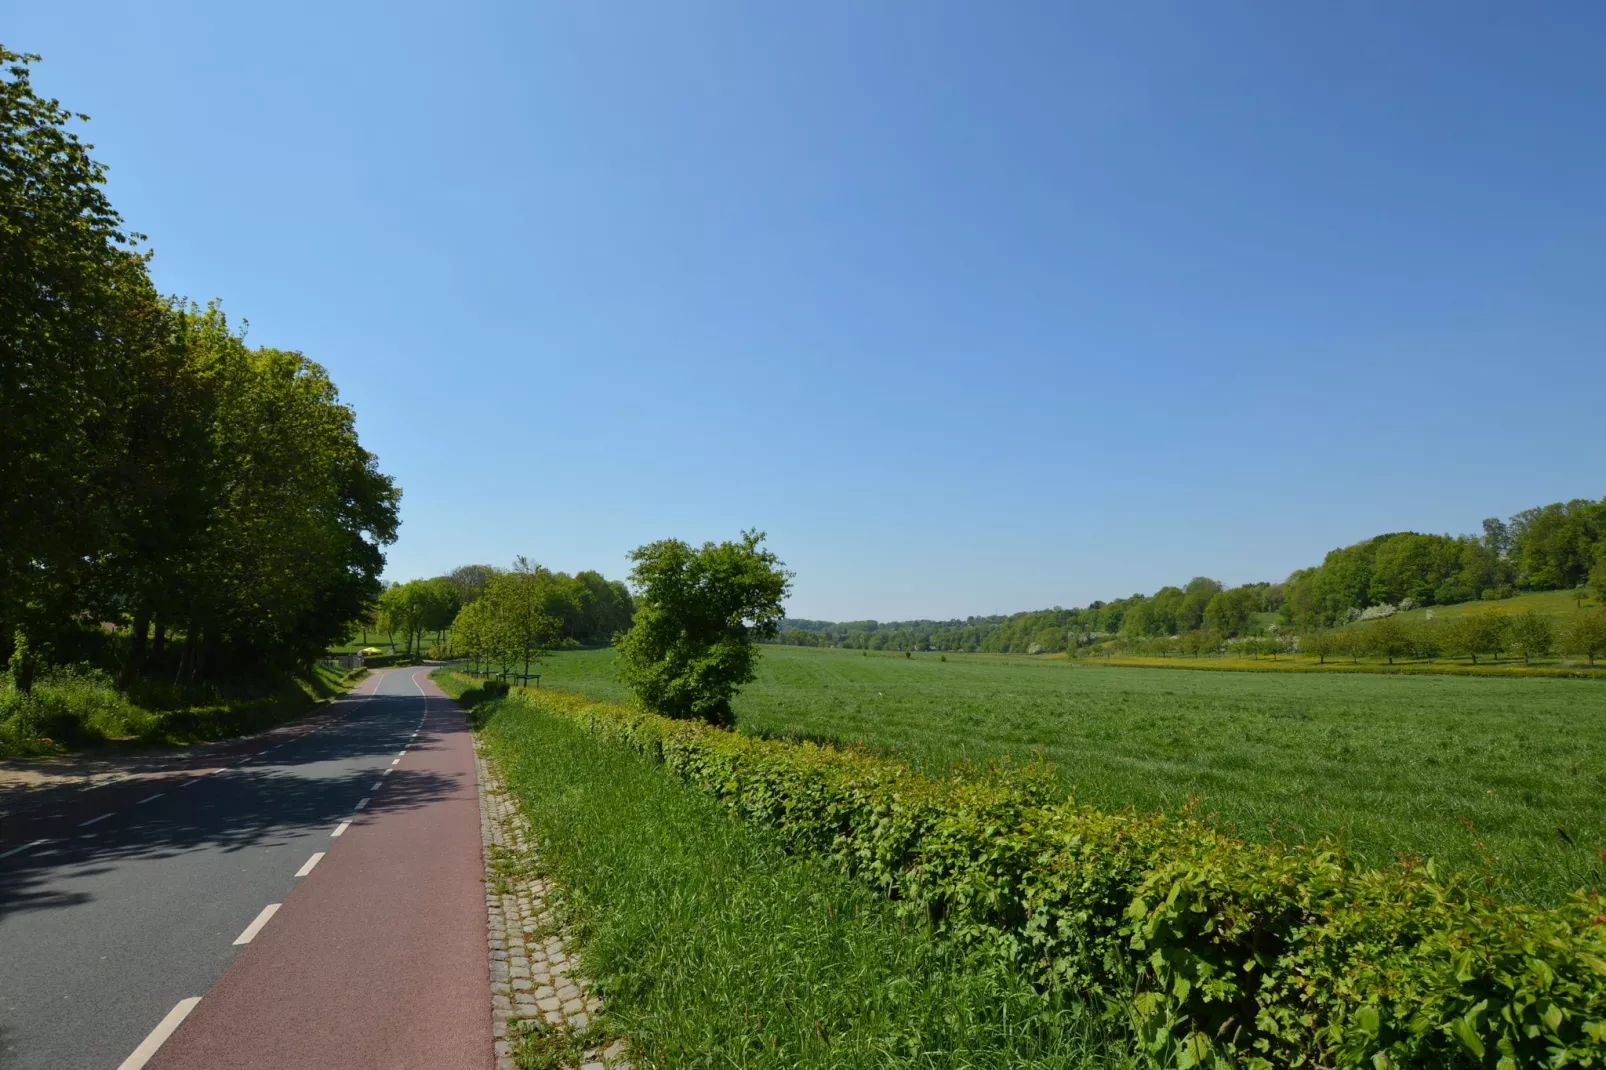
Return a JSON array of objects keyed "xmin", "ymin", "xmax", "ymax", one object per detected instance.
[
  {"xmin": 136, "ymin": 794, "xmax": 163, "ymax": 805},
  {"xmin": 79, "ymin": 814, "xmax": 111, "ymax": 827},
  {"xmin": 295, "ymin": 852, "xmax": 325, "ymax": 877},
  {"xmin": 117, "ymin": 996, "xmax": 201, "ymax": 1070},
  {"xmin": 331, "ymin": 821, "xmax": 351, "ymax": 838},
  {"xmin": 233, "ymin": 904, "xmax": 280, "ymax": 945}
]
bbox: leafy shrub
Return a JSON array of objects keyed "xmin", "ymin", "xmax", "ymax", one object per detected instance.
[
  {"xmin": 0, "ymin": 665, "xmax": 151, "ymax": 750},
  {"xmin": 479, "ymin": 681, "xmax": 1606, "ymax": 1069}
]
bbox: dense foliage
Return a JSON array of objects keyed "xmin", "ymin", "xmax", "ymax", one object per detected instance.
[
  {"xmin": 434, "ymin": 560, "xmax": 633, "ymax": 661},
  {"xmin": 780, "ymin": 497, "xmax": 1606, "ymax": 654},
  {"xmin": 615, "ymin": 531, "xmax": 791, "ymax": 725},
  {"xmin": 1, "ymin": 49, "xmax": 398, "ymax": 688},
  {"xmin": 493, "ymin": 684, "xmax": 1606, "ymax": 1070}
]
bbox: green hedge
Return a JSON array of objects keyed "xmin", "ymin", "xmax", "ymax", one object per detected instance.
[
  {"xmin": 360, "ymin": 652, "xmax": 418, "ymax": 669},
  {"xmin": 480, "ymin": 682, "xmax": 1606, "ymax": 1069}
]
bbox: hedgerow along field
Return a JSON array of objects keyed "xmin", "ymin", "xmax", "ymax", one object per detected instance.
[
  {"xmin": 446, "ymin": 674, "xmax": 1130, "ymax": 1068},
  {"xmin": 529, "ymin": 643, "xmax": 1606, "ymax": 907}
]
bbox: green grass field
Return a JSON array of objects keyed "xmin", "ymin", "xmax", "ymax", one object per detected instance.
[
  {"xmin": 1354, "ymin": 587, "xmax": 1597, "ymax": 631},
  {"xmin": 525, "ymin": 644, "xmax": 1606, "ymax": 906}
]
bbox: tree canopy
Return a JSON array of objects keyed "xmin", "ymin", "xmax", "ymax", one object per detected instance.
[
  {"xmin": 1, "ymin": 49, "xmax": 399, "ymax": 686},
  {"xmin": 615, "ymin": 531, "xmax": 791, "ymax": 725}
]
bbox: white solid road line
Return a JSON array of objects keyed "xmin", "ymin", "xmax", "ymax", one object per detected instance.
[
  {"xmin": 117, "ymin": 996, "xmax": 202, "ymax": 1070},
  {"xmin": 136, "ymin": 793, "xmax": 164, "ymax": 805},
  {"xmin": 232, "ymin": 903, "xmax": 281, "ymax": 945},
  {"xmin": 79, "ymin": 813, "xmax": 111, "ymax": 827},
  {"xmin": 331, "ymin": 820, "xmax": 351, "ymax": 838},
  {"xmin": 0, "ymin": 838, "xmax": 49, "ymax": 860},
  {"xmin": 355, "ymin": 797, "xmax": 370, "ymax": 810},
  {"xmin": 295, "ymin": 852, "xmax": 325, "ymax": 877}
]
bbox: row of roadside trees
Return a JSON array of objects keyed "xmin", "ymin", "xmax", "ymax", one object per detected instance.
[
  {"xmin": 454, "ymin": 532, "xmax": 791, "ymax": 727},
  {"xmin": 2, "ymin": 50, "xmax": 399, "ymax": 691}
]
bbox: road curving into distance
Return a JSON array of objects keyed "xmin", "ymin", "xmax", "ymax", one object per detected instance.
[{"xmin": 0, "ymin": 667, "xmax": 492, "ymax": 1069}]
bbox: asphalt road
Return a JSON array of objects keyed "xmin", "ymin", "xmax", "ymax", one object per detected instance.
[{"xmin": 0, "ymin": 667, "xmax": 491, "ymax": 1069}]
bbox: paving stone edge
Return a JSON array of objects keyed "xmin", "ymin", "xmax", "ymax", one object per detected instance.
[{"xmin": 475, "ymin": 741, "xmax": 630, "ymax": 1070}]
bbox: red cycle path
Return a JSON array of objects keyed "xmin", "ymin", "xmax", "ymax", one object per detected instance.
[{"xmin": 149, "ymin": 671, "xmax": 493, "ymax": 1069}]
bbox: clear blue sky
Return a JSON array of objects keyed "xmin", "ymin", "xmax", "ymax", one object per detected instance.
[{"xmin": 12, "ymin": 2, "xmax": 1605, "ymax": 621}]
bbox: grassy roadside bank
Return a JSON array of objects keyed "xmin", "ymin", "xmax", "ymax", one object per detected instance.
[
  {"xmin": 0, "ymin": 664, "xmax": 366, "ymax": 758},
  {"xmin": 437, "ymin": 671, "xmax": 1131, "ymax": 1070}
]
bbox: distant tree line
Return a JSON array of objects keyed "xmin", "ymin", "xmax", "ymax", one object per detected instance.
[
  {"xmin": 775, "ymin": 495, "xmax": 1606, "ymax": 656},
  {"xmin": 1087, "ymin": 609, "xmax": 1606, "ymax": 668},
  {"xmin": 379, "ymin": 560, "xmax": 634, "ymax": 661},
  {"xmin": 1282, "ymin": 501, "xmax": 1606, "ymax": 629},
  {"xmin": 1, "ymin": 50, "xmax": 399, "ymax": 691}
]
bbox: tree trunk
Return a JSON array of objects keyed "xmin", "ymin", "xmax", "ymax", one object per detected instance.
[
  {"xmin": 119, "ymin": 611, "xmax": 151, "ymax": 690},
  {"xmin": 175, "ymin": 626, "xmax": 197, "ymax": 688},
  {"xmin": 198, "ymin": 626, "xmax": 219, "ymax": 681}
]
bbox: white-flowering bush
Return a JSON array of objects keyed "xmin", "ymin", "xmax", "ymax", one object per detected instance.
[
  {"xmin": 1399, "ymin": 597, "xmax": 1418, "ymax": 612},
  {"xmin": 1357, "ymin": 603, "xmax": 1397, "ymax": 621}
]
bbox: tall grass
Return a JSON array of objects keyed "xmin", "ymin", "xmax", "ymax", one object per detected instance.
[
  {"xmin": 468, "ymin": 682, "xmax": 1133, "ymax": 1070},
  {"xmin": 0, "ymin": 664, "xmax": 358, "ymax": 758},
  {"xmin": 0, "ymin": 666, "xmax": 152, "ymax": 753}
]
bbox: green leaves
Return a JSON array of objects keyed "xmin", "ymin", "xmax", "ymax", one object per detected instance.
[
  {"xmin": 0, "ymin": 45, "xmax": 399, "ymax": 678},
  {"xmin": 615, "ymin": 531, "xmax": 792, "ymax": 725}
]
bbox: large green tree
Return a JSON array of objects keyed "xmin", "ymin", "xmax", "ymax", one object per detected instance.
[
  {"xmin": 616, "ymin": 531, "xmax": 791, "ymax": 725},
  {"xmin": 1, "ymin": 48, "xmax": 163, "ymax": 657},
  {"xmin": 2, "ymin": 51, "xmax": 398, "ymax": 685}
]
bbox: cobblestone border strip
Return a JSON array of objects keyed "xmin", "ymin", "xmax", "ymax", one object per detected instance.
[{"xmin": 476, "ymin": 742, "xmax": 630, "ymax": 1070}]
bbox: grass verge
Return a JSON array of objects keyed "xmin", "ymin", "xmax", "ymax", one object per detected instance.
[
  {"xmin": 439, "ymin": 671, "xmax": 1132, "ymax": 1070},
  {"xmin": 0, "ymin": 663, "xmax": 365, "ymax": 758}
]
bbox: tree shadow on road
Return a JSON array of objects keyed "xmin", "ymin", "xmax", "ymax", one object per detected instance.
[{"xmin": 0, "ymin": 696, "xmax": 467, "ymax": 921}]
